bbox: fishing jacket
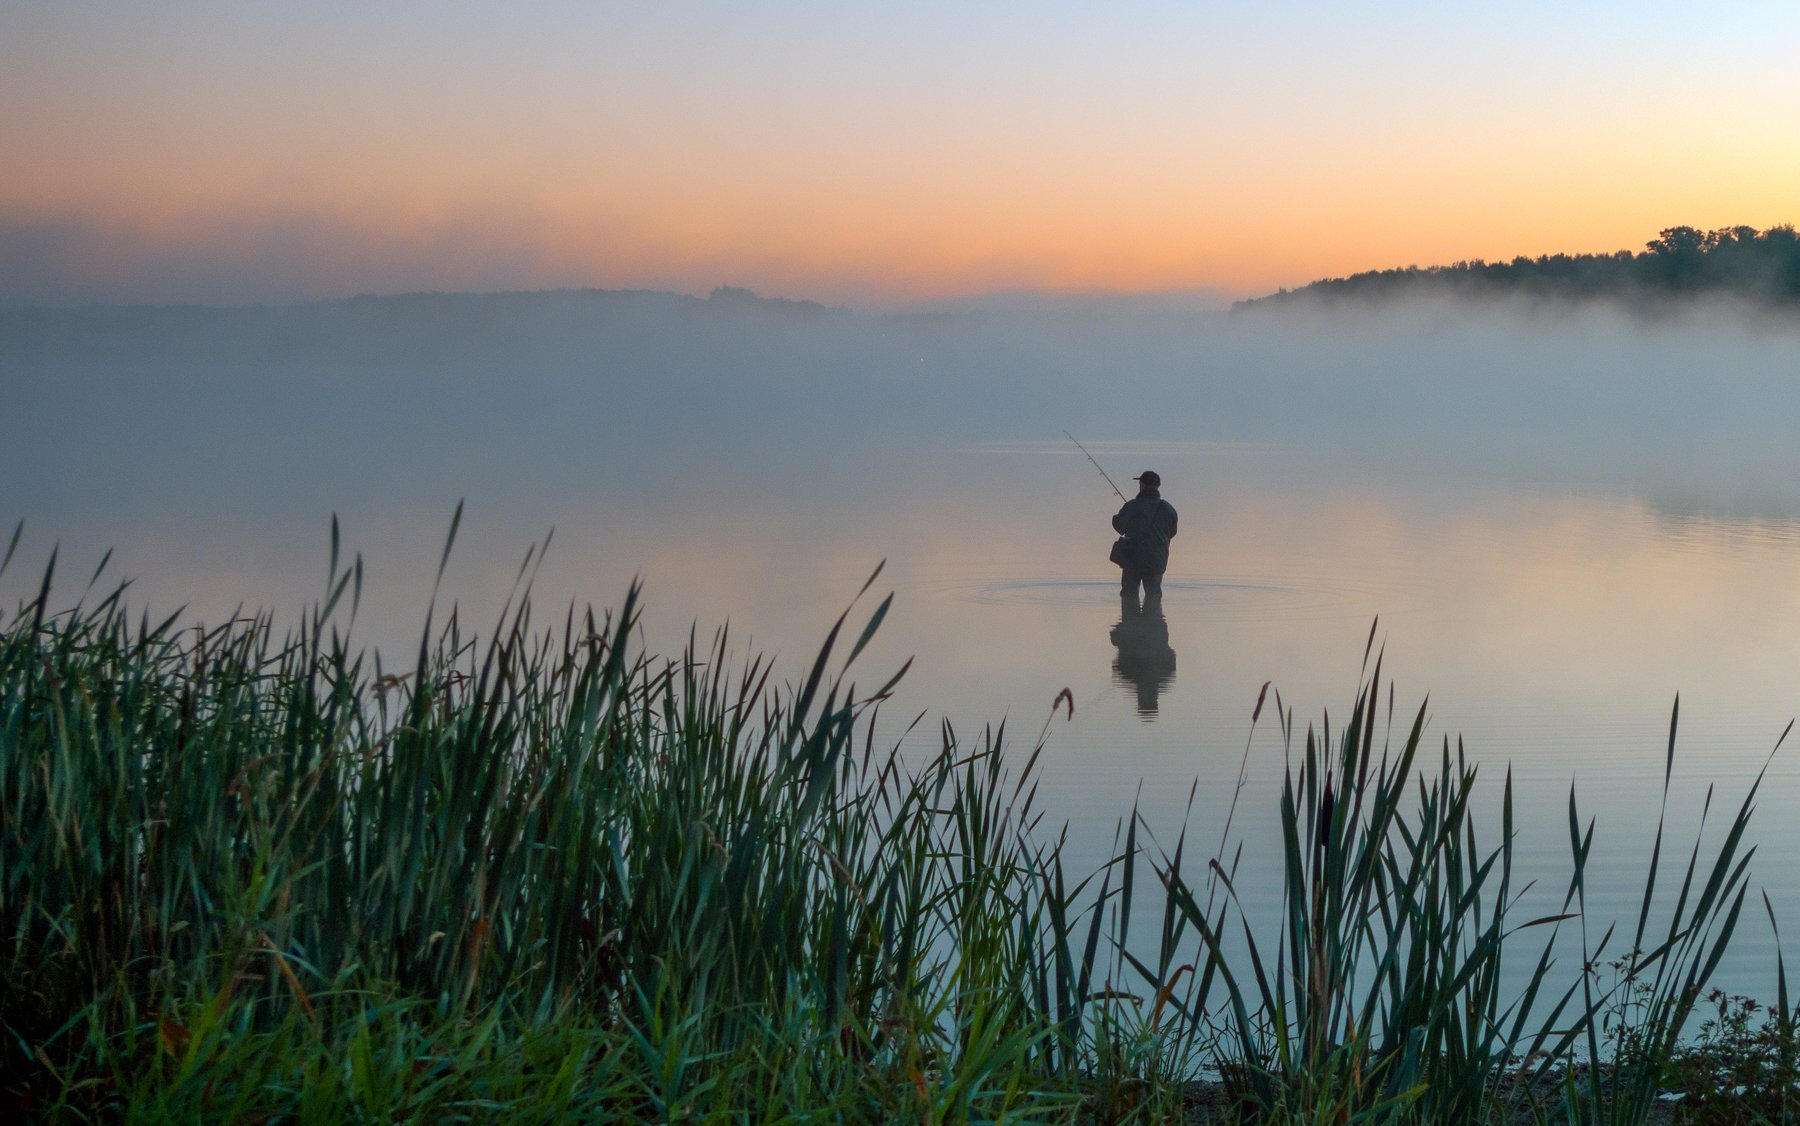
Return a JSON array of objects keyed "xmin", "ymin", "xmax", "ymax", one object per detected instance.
[{"xmin": 1112, "ymin": 490, "xmax": 1178, "ymax": 572}]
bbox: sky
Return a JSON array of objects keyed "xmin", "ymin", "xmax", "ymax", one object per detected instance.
[{"xmin": 3, "ymin": 1, "xmax": 1797, "ymax": 307}]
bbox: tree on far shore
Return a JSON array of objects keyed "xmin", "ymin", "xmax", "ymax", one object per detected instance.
[{"xmin": 1244, "ymin": 224, "xmax": 1800, "ymax": 308}]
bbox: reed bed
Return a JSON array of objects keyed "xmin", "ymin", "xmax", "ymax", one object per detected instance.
[{"xmin": 1, "ymin": 521, "xmax": 1791, "ymax": 1122}]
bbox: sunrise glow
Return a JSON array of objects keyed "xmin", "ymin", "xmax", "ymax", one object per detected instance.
[{"xmin": 4, "ymin": 3, "xmax": 1797, "ymax": 305}]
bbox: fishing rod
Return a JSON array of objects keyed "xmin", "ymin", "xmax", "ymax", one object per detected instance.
[
  {"xmin": 1066, "ymin": 430, "xmax": 1172, "ymax": 549},
  {"xmin": 1064, "ymin": 430, "xmax": 1128, "ymax": 502}
]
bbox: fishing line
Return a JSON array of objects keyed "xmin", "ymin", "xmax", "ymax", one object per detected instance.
[{"xmin": 1063, "ymin": 430, "xmax": 1127, "ymax": 502}]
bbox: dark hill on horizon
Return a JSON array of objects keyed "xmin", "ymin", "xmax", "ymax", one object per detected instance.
[{"xmin": 1240, "ymin": 225, "xmax": 1800, "ymax": 310}]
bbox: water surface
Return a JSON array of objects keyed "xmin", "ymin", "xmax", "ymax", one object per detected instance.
[{"xmin": 7, "ymin": 290, "xmax": 1800, "ymax": 1000}]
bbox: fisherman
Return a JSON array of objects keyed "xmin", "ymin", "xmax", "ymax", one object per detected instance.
[{"xmin": 1111, "ymin": 470, "xmax": 1177, "ymax": 605}]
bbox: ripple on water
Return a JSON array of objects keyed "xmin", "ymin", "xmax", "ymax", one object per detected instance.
[{"xmin": 912, "ymin": 574, "xmax": 1413, "ymax": 621}]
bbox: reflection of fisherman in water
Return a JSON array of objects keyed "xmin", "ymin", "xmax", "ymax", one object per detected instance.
[{"xmin": 1111, "ymin": 596, "xmax": 1176, "ymax": 717}]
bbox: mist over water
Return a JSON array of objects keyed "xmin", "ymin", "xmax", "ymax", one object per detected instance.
[{"xmin": 7, "ymin": 288, "xmax": 1800, "ymax": 998}]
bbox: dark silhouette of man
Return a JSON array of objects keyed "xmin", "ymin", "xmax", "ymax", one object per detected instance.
[
  {"xmin": 1111, "ymin": 470, "xmax": 1177, "ymax": 606},
  {"xmin": 1110, "ymin": 598, "xmax": 1176, "ymax": 718}
]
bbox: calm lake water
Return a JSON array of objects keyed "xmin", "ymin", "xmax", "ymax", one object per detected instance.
[{"xmin": 7, "ymin": 289, "xmax": 1800, "ymax": 1002}]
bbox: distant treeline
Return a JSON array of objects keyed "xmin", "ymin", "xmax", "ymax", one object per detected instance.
[{"xmin": 1243, "ymin": 224, "xmax": 1800, "ymax": 308}]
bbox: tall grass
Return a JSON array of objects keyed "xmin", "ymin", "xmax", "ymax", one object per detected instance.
[
  {"xmin": 1142, "ymin": 636, "xmax": 1782, "ymax": 1123},
  {"xmin": 0, "ymin": 521, "xmax": 1787, "ymax": 1121},
  {"xmin": 1, "ymin": 520, "xmax": 1193, "ymax": 1120}
]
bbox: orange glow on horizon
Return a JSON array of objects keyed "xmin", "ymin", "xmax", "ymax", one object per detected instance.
[
  {"xmin": 8, "ymin": 189, "xmax": 1794, "ymax": 306},
  {"xmin": 5, "ymin": 80, "xmax": 1798, "ymax": 304},
  {"xmin": 5, "ymin": 4, "xmax": 1798, "ymax": 304}
]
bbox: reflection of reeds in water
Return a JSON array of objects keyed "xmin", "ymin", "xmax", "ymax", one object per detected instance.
[{"xmin": 0, "ymin": 520, "xmax": 1784, "ymax": 1121}]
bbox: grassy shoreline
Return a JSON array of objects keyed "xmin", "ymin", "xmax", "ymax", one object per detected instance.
[{"xmin": 4, "ymin": 528, "xmax": 1797, "ymax": 1122}]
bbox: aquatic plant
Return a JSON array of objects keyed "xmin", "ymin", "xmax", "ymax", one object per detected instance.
[
  {"xmin": 0, "ymin": 517, "xmax": 1195, "ymax": 1119},
  {"xmin": 1142, "ymin": 630, "xmax": 1776, "ymax": 1123},
  {"xmin": 0, "ymin": 518, "xmax": 1786, "ymax": 1121}
]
